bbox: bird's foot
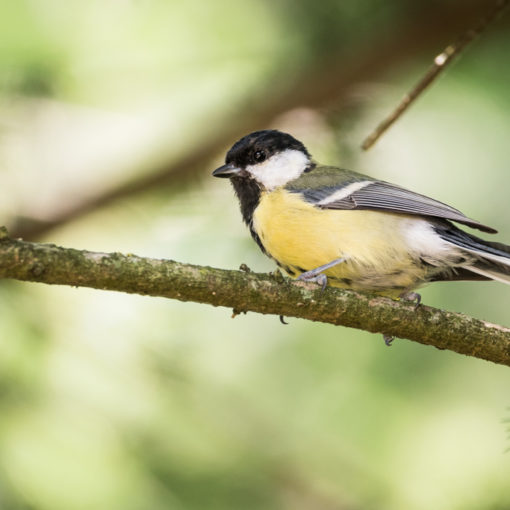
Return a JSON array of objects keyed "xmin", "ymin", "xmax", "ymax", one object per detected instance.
[
  {"xmin": 399, "ymin": 291, "xmax": 421, "ymax": 310},
  {"xmin": 297, "ymin": 271, "xmax": 328, "ymax": 292},
  {"xmin": 296, "ymin": 257, "xmax": 347, "ymax": 292},
  {"xmin": 383, "ymin": 334, "xmax": 394, "ymax": 347},
  {"xmin": 383, "ymin": 292, "xmax": 421, "ymax": 345}
]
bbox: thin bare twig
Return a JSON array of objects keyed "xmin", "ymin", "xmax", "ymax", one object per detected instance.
[
  {"xmin": 361, "ymin": 0, "xmax": 510, "ymax": 151},
  {"xmin": 8, "ymin": 0, "xmax": 496, "ymax": 240}
]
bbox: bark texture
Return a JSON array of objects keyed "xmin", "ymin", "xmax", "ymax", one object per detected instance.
[{"xmin": 1, "ymin": 228, "xmax": 509, "ymax": 367}]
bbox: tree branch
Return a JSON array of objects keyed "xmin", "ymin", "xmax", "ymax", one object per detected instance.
[
  {"xmin": 1, "ymin": 228, "xmax": 509, "ymax": 367},
  {"xmin": 8, "ymin": 0, "xmax": 501, "ymax": 241}
]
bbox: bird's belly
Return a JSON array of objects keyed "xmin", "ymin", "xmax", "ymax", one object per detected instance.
[{"xmin": 252, "ymin": 189, "xmax": 430, "ymax": 293}]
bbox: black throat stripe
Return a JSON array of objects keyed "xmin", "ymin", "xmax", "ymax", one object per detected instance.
[
  {"xmin": 231, "ymin": 176, "xmax": 261, "ymax": 227},
  {"xmin": 231, "ymin": 176, "xmax": 268, "ymax": 256}
]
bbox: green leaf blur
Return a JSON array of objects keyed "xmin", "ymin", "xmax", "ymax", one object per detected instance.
[{"xmin": 0, "ymin": 1, "xmax": 510, "ymax": 509}]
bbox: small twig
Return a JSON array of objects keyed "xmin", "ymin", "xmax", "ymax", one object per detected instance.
[
  {"xmin": 361, "ymin": 0, "xmax": 510, "ymax": 150},
  {"xmin": 7, "ymin": 1, "xmax": 495, "ymax": 241}
]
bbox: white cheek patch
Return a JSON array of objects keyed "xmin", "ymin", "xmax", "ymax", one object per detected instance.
[{"xmin": 246, "ymin": 149, "xmax": 310, "ymax": 190}]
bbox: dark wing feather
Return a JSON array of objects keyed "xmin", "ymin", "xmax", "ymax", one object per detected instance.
[{"xmin": 314, "ymin": 181, "xmax": 497, "ymax": 234}]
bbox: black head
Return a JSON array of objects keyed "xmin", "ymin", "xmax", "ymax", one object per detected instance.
[
  {"xmin": 212, "ymin": 130, "xmax": 313, "ymax": 229},
  {"xmin": 212, "ymin": 130, "xmax": 312, "ymax": 185},
  {"xmin": 225, "ymin": 130, "xmax": 310, "ymax": 169}
]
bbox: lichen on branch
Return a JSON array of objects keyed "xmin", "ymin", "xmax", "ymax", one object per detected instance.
[{"xmin": 1, "ymin": 228, "xmax": 509, "ymax": 367}]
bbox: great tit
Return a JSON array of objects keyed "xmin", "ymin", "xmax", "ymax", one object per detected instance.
[{"xmin": 212, "ymin": 129, "xmax": 510, "ymax": 299}]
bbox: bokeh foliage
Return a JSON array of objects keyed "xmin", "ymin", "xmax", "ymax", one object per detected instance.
[{"xmin": 0, "ymin": 1, "xmax": 510, "ymax": 509}]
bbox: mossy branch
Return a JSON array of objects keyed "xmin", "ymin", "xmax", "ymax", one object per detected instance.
[{"xmin": 1, "ymin": 227, "xmax": 509, "ymax": 367}]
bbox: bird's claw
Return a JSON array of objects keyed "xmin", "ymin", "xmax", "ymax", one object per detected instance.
[
  {"xmin": 297, "ymin": 271, "xmax": 328, "ymax": 292},
  {"xmin": 383, "ymin": 334, "xmax": 394, "ymax": 346},
  {"xmin": 400, "ymin": 291, "xmax": 422, "ymax": 310}
]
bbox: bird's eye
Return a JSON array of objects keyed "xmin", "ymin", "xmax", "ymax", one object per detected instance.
[{"xmin": 253, "ymin": 150, "xmax": 266, "ymax": 163}]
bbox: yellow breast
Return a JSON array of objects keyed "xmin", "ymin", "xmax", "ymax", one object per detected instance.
[{"xmin": 252, "ymin": 188, "xmax": 427, "ymax": 293}]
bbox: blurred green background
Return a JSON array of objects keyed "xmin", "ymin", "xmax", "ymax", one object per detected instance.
[{"xmin": 1, "ymin": 1, "xmax": 510, "ymax": 509}]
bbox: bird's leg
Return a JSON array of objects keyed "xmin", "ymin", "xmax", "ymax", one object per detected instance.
[{"xmin": 297, "ymin": 257, "xmax": 347, "ymax": 291}]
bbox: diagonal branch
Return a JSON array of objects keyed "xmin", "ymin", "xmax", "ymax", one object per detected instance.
[
  {"xmin": 1, "ymin": 227, "xmax": 509, "ymax": 367},
  {"xmin": 8, "ymin": 0, "xmax": 501, "ymax": 241},
  {"xmin": 361, "ymin": 0, "xmax": 510, "ymax": 150}
]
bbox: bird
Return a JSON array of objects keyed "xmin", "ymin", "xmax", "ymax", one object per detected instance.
[{"xmin": 212, "ymin": 129, "xmax": 510, "ymax": 305}]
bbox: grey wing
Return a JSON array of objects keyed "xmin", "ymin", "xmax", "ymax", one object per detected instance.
[{"xmin": 306, "ymin": 180, "xmax": 497, "ymax": 234}]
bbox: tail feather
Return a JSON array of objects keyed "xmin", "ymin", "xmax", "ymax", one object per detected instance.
[
  {"xmin": 464, "ymin": 264, "xmax": 510, "ymax": 285},
  {"xmin": 435, "ymin": 224, "xmax": 510, "ymax": 284},
  {"xmin": 429, "ymin": 267, "xmax": 490, "ymax": 282}
]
